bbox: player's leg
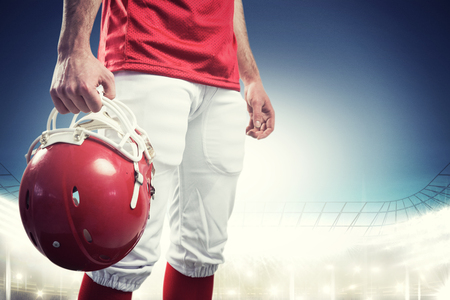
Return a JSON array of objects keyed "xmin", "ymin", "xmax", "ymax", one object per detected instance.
[
  {"xmin": 78, "ymin": 274, "xmax": 132, "ymax": 300},
  {"xmin": 79, "ymin": 71, "xmax": 195, "ymax": 298},
  {"xmin": 163, "ymin": 86, "xmax": 247, "ymax": 299},
  {"xmin": 163, "ymin": 262, "xmax": 214, "ymax": 300}
]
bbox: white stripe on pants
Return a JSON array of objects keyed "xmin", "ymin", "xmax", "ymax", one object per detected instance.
[{"xmin": 89, "ymin": 71, "xmax": 248, "ymax": 292}]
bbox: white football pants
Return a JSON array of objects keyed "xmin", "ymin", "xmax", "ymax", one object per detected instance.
[{"xmin": 89, "ymin": 71, "xmax": 248, "ymax": 292}]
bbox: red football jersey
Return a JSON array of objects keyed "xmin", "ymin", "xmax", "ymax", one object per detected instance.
[{"xmin": 98, "ymin": 0, "xmax": 240, "ymax": 91}]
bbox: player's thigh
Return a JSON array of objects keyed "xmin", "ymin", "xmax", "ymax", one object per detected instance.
[
  {"xmin": 201, "ymin": 87, "xmax": 248, "ymax": 175},
  {"xmin": 175, "ymin": 88, "xmax": 247, "ymax": 252},
  {"xmin": 114, "ymin": 71, "xmax": 194, "ymax": 169}
]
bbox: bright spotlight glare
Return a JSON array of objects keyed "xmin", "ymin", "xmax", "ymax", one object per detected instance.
[
  {"xmin": 437, "ymin": 282, "xmax": 450, "ymax": 300},
  {"xmin": 37, "ymin": 290, "xmax": 44, "ymax": 297},
  {"xmin": 270, "ymin": 287, "xmax": 278, "ymax": 295},
  {"xmin": 16, "ymin": 273, "xmax": 23, "ymax": 280}
]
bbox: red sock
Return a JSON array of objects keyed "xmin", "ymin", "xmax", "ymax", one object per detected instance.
[
  {"xmin": 163, "ymin": 263, "xmax": 214, "ymax": 300},
  {"xmin": 78, "ymin": 273, "xmax": 132, "ymax": 300}
]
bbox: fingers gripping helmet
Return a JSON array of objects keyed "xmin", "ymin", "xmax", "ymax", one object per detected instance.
[{"xmin": 19, "ymin": 96, "xmax": 155, "ymax": 271}]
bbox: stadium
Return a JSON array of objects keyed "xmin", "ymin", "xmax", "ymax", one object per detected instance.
[
  {"xmin": 1, "ymin": 1, "xmax": 449, "ymax": 299},
  {"xmin": 2, "ymin": 160, "xmax": 450, "ymax": 300}
]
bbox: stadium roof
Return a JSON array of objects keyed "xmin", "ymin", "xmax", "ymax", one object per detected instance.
[{"xmin": 1, "ymin": 162, "xmax": 450, "ymax": 237}]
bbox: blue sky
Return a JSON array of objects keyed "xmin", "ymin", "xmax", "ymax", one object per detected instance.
[{"xmin": 1, "ymin": 0, "xmax": 449, "ymax": 203}]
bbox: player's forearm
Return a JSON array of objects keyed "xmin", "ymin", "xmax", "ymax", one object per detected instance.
[
  {"xmin": 234, "ymin": 0, "xmax": 261, "ymax": 85},
  {"xmin": 57, "ymin": 0, "xmax": 102, "ymax": 57}
]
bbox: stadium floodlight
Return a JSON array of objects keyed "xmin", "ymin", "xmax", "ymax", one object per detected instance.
[{"xmin": 37, "ymin": 290, "xmax": 44, "ymax": 298}]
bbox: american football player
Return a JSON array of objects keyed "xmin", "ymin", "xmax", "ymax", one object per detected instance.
[{"xmin": 49, "ymin": 0, "xmax": 275, "ymax": 299}]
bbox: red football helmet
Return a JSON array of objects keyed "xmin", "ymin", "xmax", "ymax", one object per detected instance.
[{"xmin": 19, "ymin": 96, "xmax": 155, "ymax": 271}]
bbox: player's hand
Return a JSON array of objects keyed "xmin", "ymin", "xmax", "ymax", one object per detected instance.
[
  {"xmin": 244, "ymin": 80, "xmax": 275, "ymax": 139},
  {"xmin": 50, "ymin": 50, "xmax": 115, "ymax": 114}
]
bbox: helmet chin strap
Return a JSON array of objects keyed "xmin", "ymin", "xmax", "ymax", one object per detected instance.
[
  {"xmin": 131, "ymin": 162, "xmax": 144, "ymax": 209},
  {"xmin": 25, "ymin": 94, "xmax": 155, "ymax": 210}
]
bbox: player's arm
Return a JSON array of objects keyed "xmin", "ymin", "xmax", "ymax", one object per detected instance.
[
  {"xmin": 50, "ymin": 0, "xmax": 115, "ymax": 114},
  {"xmin": 234, "ymin": 0, "xmax": 275, "ymax": 139}
]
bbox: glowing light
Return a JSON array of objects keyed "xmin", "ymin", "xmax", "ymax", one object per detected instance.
[
  {"xmin": 225, "ymin": 226, "xmax": 359, "ymax": 261},
  {"xmin": 437, "ymin": 282, "xmax": 450, "ymax": 300},
  {"xmin": 270, "ymin": 287, "xmax": 278, "ymax": 295},
  {"xmin": 72, "ymin": 273, "xmax": 83, "ymax": 283},
  {"xmin": 0, "ymin": 196, "xmax": 29, "ymax": 242},
  {"xmin": 349, "ymin": 284, "xmax": 356, "ymax": 290},
  {"xmin": 37, "ymin": 290, "xmax": 44, "ymax": 297},
  {"xmin": 227, "ymin": 290, "xmax": 236, "ymax": 296},
  {"xmin": 16, "ymin": 274, "xmax": 23, "ymax": 280}
]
